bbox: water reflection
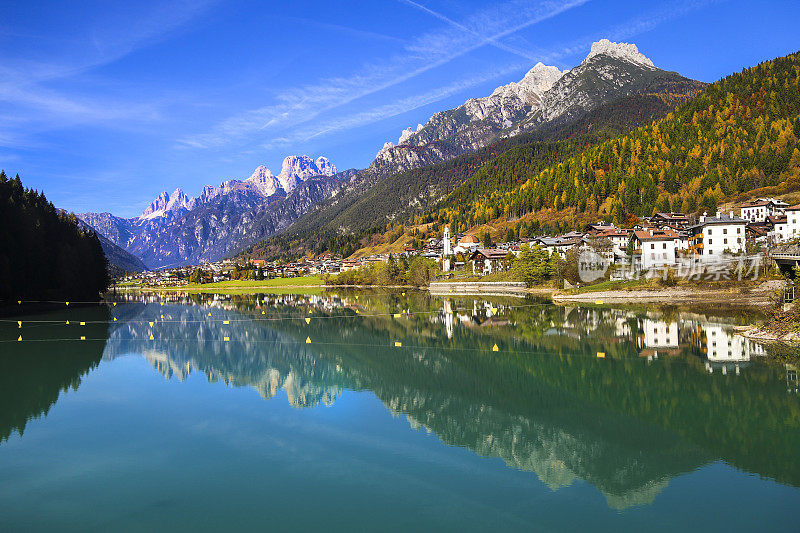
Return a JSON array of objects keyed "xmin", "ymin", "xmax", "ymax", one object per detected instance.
[
  {"xmin": 4, "ymin": 292, "xmax": 800, "ymax": 511},
  {"xmin": 0, "ymin": 306, "xmax": 110, "ymax": 442}
]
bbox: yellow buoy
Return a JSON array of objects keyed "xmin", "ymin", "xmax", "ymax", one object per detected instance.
[
  {"xmin": 113, "ymin": 303, "xmax": 116, "ymax": 306},
  {"xmin": 66, "ymin": 301, "xmax": 69, "ymax": 306},
  {"xmin": 394, "ymin": 341, "xmax": 402, "ymax": 347},
  {"xmin": 305, "ymin": 337, "xmax": 312, "ymax": 344},
  {"xmin": 17, "ymin": 335, "xmax": 22, "ymax": 342},
  {"xmin": 492, "ymin": 344, "xmax": 499, "ymax": 352},
  {"xmin": 393, "ymin": 313, "xmax": 401, "ymax": 318},
  {"xmin": 148, "ymin": 321, "xmax": 154, "ymax": 327},
  {"xmin": 149, "ymin": 334, "xmax": 154, "ymax": 340},
  {"xmin": 160, "ymin": 302, "xmax": 164, "ymax": 306},
  {"xmin": 223, "ymin": 320, "xmax": 230, "ymax": 325},
  {"xmin": 262, "ymin": 311, "xmax": 265, "ymax": 315},
  {"xmin": 17, "ymin": 300, "xmax": 21, "ymax": 305},
  {"xmin": 401, "ymin": 292, "xmax": 405, "ymax": 296},
  {"xmin": 597, "ymin": 352, "xmax": 605, "ymax": 358},
  {"xmin": 66, "ymin": 320, "xmax": 70, "ymax": 325},
  {"xmin": 308, "ymin": 309, "xmax": 312, "ymax": 314},
  {"xmin": 223, "ymin": 337, "xmax": 230, "ymax": 342},
  {"xmin": 355, "ymin": 295, "xmax": 359, "ymax": 300},
  {"xmin": 113, "ymin": 317, "xmax": 117, "ymax": 321},
  {"xmin": 80, "ymin": 336, "xmax": 86, "ymax": 341},
  {"xmin": 491, "ymin": 307, "xmax": 497, "ymax": 314},
  {"xmin": 18, "ymin": 320, "xmax": 22, "ymax": 328},
  {"xmin": 160, "ymin": 314, "xmax": 164, "ymax": 319},
  {"xmin": 208, "ymin": 312, "xmax": 212, "ymax": 317},
  {"xmin": 305, "ymin": 317, "xmax": 311, "ymax": 324},
  {"xmin": 80, "ymin": 321, "xmax": 86, "ymax": 326},
  {"xmin": 595, "ymin": 300, "xmax": 604, "ymax": 305}
]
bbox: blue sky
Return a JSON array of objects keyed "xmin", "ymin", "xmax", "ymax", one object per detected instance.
[{"xmin": 1, "ymin": 0, "xmax": 798, "ymax": 217}]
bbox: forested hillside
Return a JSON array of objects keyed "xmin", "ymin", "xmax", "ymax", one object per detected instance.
[
  {"xmin": 436, "ymin": 52, "xmax": 800, "ymax": 229},
  {"xmin": 243, "ymin": 84, "xmax": 701, "ymax": 259},
  {"xmin": 0, "ymin": 173, "xmax": 109, "ymax": 302}
]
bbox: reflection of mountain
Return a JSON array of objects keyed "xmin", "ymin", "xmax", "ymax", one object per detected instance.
[
  {"xmin": 0, "ymin": 307, "xmax": 109, "ymax": 442},
  {"xmin": 100, "ymin": 296, "xmax": 800, "ymax": 509},
  {"xmin": 103, "ymin": 303, "xmax": 343, "ymax": 408}
]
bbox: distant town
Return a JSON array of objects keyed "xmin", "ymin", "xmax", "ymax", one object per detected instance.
[{"xmin": 119, "ymin": 197, "xmax": 800, "ymax": 286}]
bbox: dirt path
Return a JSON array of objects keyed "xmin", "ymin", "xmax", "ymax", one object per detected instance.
[{"xmin": 552, "ymin": 280, "xmax": 784, "ymax": 307}]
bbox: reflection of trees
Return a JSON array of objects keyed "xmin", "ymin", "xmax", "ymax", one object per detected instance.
[
  {"xmin": 257, "ymin": 297, "xmax": 800, "ymax": 497},
  {"xmin": 103, "ymin": 295, "xmax": 800, "ymax": 508},
  {"xmin": 0, "ymin": 306, "xmax": 110, "ymax": 442}
]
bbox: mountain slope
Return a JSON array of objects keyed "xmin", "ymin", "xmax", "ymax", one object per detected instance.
[
  {"xmin": 242, "ymin": 40, "xmax": 704, "ymax": 259},
  {"xmin": 73, "ymin": 217, "xmax": 147, "ymax": 274},
  {"xmin": 436, "ymin": 50, "xmax": 800, "ymax": 231}
]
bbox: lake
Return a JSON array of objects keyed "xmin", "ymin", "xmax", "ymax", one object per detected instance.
[{"xmin": 1, "ymin": 291, "xmax": 799, "ymax": 531}]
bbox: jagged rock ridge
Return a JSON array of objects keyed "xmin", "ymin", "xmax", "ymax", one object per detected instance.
[{"xmin": 78, "ymin": 155, "xmax": 341, "ymax": 268}]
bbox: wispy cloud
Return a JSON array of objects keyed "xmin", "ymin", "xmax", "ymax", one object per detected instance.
[
  {"xmin": 281, "ymin": 62, "xmax": 531, "ymax": 144},
  {"xmin": 398, "ymin": 0, "xmax": 540, "ymax": 61},
  {"xmin": 179, "ymin": 0, "xmax": 589, "ymax": 149},
  {"xmin": 0, "ymin": 0, "xmax": 218, "ymax": 148},
  {"xmin": 251, "ymin": 0, "xmax": 722, "ymax": 151}
]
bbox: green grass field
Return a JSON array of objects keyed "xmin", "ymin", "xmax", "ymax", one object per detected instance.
[
  {"xmin": 564, "ymin": 278, "xmax": 654, "ymax": 294},
  {"xmin": 132, "ymin": 276, "xmax": 326, "ymax": 294}
]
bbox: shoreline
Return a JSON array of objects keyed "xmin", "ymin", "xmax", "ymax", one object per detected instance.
[
  {"xmin": 116, "ymin": 279, "xmax": 785, "ymax": 309},
  {"xmin": 551, "ymin": 280, "xmax": 783, "ymax": 308}
]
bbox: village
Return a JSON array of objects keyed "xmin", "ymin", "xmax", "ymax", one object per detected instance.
[{"xmin": 119, "ymin": 197, "xmax": 800, "ymax": 286}]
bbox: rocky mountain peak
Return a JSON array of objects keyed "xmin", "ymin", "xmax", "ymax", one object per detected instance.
[
  {"xmin": 489, "ymin": 62, "xmax": 565, "ymax": 104},
  {"xmin": 140, "ymin": 188, "xmax": 193, "ymax": 220},
  {"xmin": 246, "ymin": 165, "xmax": 281, "ymax": 197},
  {"xmin": 584, "ymin": 39, "xmax": 655, "ymax": 69},
  {"xmin": 278, "ymin": 155, "xmax": 338, "ymax": 192}
]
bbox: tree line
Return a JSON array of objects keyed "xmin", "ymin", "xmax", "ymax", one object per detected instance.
[{"xmin": 0, "ymin": 172, "xmax": 109, "ymax": 302}]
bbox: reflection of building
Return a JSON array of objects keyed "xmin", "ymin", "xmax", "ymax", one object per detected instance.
[
  {"xmin": 638, "ymin": 319, "xmax": 680, "ymax": 358},
  {"xmin": 787, "ymin": 364, "xmax": 798, "ymax": 394},
  {"xmin": 691, "ymin": 323, "xmax": 767, "ymax": 374},
  {"xmin": 443, "ymin": 299, "xmax": 454, "ymax": 339}
]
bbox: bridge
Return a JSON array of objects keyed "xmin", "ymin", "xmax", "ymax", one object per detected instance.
[{"xmin": 772, "ymin": 244, "xmax": 800, "ymax": 277}]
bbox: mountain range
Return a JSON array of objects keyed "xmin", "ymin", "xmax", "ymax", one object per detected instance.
[
  {"xmin": 242, "ymin": 40, "xmax": 705, "ymax": 259},
  {"xmin": 79, "ymin": 39, "xmax": 706, "ymax": 268},
  {"xmin": 79, "ymin": 155, "xmax": 341, "ymax": 268}
]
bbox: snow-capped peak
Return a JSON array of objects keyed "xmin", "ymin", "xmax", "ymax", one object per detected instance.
[{"xmin": 584, "ymin": 39, "xmax": 655, "ymax": 69}]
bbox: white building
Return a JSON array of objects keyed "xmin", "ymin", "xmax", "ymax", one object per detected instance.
[
  {"xmin": 596, "ymin": 228, "xmax": 631, "ymax": 255},
  {"xmin": 783, "ymin": 204, "xmax": 800, "ymax": 241},
  {"xmin": 771, "ymin": 215, "xmax": 791, "ymax": 242},
  {"xmin": 632, "ymin": 229, "xmax": 680, "ymax": 269},
  {"xmin": 442, "ymin": 226, "xmax": 452, "ymax": 257},
  {"xmin": 688, "ymin": 212, "xmax": 747, "ymax": 261},
  {"xmin": 453, "ymin": 234, "xmax": 480, "ymax": 255},
  {"xmin": 740, "ymin": 198, "xmax": 788, "ymax": 222}
]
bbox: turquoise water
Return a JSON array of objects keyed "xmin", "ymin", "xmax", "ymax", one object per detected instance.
[{"xmin": 1, "ymin": 292, "xmax": 799, "ymax": 531}]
